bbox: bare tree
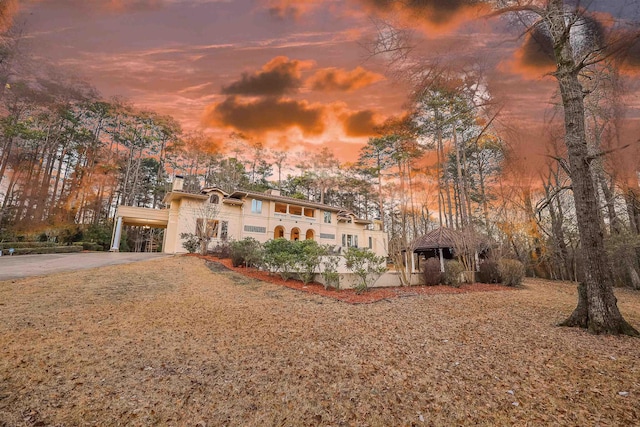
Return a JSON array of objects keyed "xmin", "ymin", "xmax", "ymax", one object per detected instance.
[{"xmin": 371, "ymin": 0, "xmax": 639, "ymax": 335}]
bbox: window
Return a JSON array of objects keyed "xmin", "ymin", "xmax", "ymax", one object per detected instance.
[
  {"xmin": 368, "ymin": 236, "xmax": 373, "ymax": 249},
  {"xmin": 207, "ymin": 220, "xmax": 219, "ymax": 238},
  {"xmin": 320, "ymin": 233, "xmax": 335, "ymax": 240},
  {"xmin": 323, "ymin": 211, "xmax": 331, "ymax": 223},
  {"xmin": 209, "ymin": 194, "xmax": 219, "ymax": 204},
  {"xmin": 342, "ymin": 234, "xmax": 358, "ymax": 248},
  {"xmin": 220, "ymin": 221, "xmax": 228, "ymax": 240},
  {"xmin": 304, "ymin": 208, "xmax": 315, "ymax": 218},
  {"xmin": 289, "ymin": 205, "xmax": 302, "ymax": 216},
  {"xmin": 251, "ymin": 199, "xmax": 262, "ymax": 214},
  {"xmin": 275, "ymin": 203, "xmax": 287, "ymax": 214}
]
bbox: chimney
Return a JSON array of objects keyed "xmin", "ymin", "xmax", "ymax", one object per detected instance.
[
  {"xmin": 268, "ymin": 189, "xmax": 281, "ymax": 196},
  {"xmin": 173, "ymin": 175, "xmax": 184, "ymax": 191}
]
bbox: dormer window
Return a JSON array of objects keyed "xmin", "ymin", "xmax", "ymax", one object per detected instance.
[{"xmin": 210, "ymin": 194, "xmax": 219, "ymax": 204}]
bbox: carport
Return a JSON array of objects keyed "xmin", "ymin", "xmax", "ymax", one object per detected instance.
[{"xmin": 110, "ymin": 206, "xmax": 169, "ymax": 251}]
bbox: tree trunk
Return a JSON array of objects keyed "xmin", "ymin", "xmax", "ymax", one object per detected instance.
[{"xmin": 548, "ymin": 0, "xmax": 638, "ymax": 336}]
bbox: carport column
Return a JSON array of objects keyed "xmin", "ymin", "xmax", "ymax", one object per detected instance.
[
  {"xmin": 439, "ymin": 248, "xmax": 445, "ymax": 273},
  {"xmin": 110, "ymin": 216, "xmax": 123, "ymax": 252}
]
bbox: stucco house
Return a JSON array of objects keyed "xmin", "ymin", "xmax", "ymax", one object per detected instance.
[{"xmin": 110, "ymin": 176, "xmax": 388, "ymax": 258}]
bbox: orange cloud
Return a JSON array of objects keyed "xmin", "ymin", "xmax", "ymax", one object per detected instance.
[
  {"xmin": 502, "ymin": 28, "xmax": 556, "ymax": 79},
  {"xmin": 221, "ymin": 56, "xmax": 313, "ymax": 96},
  {"xmin": 203, "ymin": 96, "xmax": 326, "ymax": 136},
  {"xmin": 341, "ymin": 109, "xmax": 382, "ymax": 137},
  {"xmin": 27, "ymin": 0, "xmax": 163, "ymax": 13},
  {"xmin": 358, "ymin": 0, "xmax": 488, "ymax": 33},
  {"xmin": 0, "ymin": 0, "xmax": 18, "ymax": 32},
  {"xmin": 262, "ymin": 0, "xmax": 326, "ymax": 19},
  {"xmin": 307, "ymin": 66, "xmax": 384, "ymax": 92}
]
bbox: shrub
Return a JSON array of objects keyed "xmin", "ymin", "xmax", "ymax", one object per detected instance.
[
  {"xmin": 230, "ymin": 238, "xmax": 263, "ymax": 268},
  {"xmin": 499, "ymin": 259, "xmax": 525, "ymax": 286},
  {"xmin": 295, "ymin": 240, "xmax": 326, "ymax": 285},
  {"xmin": 321, "ymin": 253, "xmax": 341, "ymax": 290},
  {"xmin": 210, "ymin": 240, "xmax": 232, "ymax": 258},
  {"xmin": 11, "ymin": 245, "xmax": 83, "ymax": 255},
  {"xmin": 83, "ymin": 223, "xmax": 113, "ymax": 250},
  {"xmin": 180, "ymin": 233, "xmax": 200, "ymax": 254},
  {"xmin": 423, "ymin": 257, "xmax": 442, "ymax": 286},
  {"xmin": 344, "ymin": 247, "xmax": 386, "ymax": 294},
  {"xmin": 58, "ymin": 225, "xmax": 84, "ymax": 245},
  {"xmin": 0, "ymin": 242, "xmax": 57, "ymax": 250},
  {"xmin": 442, "ymin": 259, "xmax": 464, "ymax": 287},
  {"xmin": 78, "ymin": 242, "xmax": 103, "ymax": 251},
  {"xmin": 478, "ymin": 260, "xmax": 501, "ymax": 284},
  {"xmin": 263, "ymin": 238, "xmax": 297, "ymax": 280}
]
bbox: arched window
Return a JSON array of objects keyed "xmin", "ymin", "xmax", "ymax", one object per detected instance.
[
  {"xmin": 291, "ymin": 228, "xmax": 300, "ymax": 241},
  {"xmin": 210, "ymin": 194, "xmax": 219, "ymax": 204},
  {"xmin": 274, "ymin": 226, "xmax": 285, "ymax": 239},
  {"xmin": 305, "ymin": 229, "xmax": 314, "ymax": 240}
]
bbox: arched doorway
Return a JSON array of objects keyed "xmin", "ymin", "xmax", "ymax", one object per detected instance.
[
  {"xmin": 274, "ymin": 225, "xmax": 285, "ymax": 239},
  {"xmin": 290, "ymin": 228, "xmax": 300, "ymax": 241},
  {"xmin": 305, "ymin": 229, "xmax": 314, "ymax": 240}
]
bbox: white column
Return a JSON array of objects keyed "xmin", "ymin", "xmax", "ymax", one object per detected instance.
[
  {"xmin": 410, "ymin": 251, "xmax": 415, "ymax": 273},
  {"xmin": 110, "ymin": 216, "xmax": 123, "ymax": 252},
  {"xmin": 439, "ymin": 248, "xmax": 445, "ymax": 272}
]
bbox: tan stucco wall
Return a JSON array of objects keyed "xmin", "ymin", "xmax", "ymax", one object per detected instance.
[{"xmin": 161, "ymin": 190, "xmax": 388, "ymax": 257}]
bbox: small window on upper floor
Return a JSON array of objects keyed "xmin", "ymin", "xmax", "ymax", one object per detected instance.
[
  {"xmin": 323, "ymin": 211, "xmax": 331, "ymax": 224},
  {"xmin": 210, "ymin": 194, "xmax": 219, "ymax": 204},
  {"xmin": 251, "ymin": 199, "xmax": 262, "ymax": 214}
]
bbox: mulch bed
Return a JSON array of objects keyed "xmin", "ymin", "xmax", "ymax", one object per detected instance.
[{"xmin": 194, "ymin": 254, "xmax": 513, "ymax": 304}]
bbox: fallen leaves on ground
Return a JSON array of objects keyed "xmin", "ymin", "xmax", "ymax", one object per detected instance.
[
  {"xmin": 201, "ymin": 255, "xmax": 512, "ymax": 304},
  {"xmin": 0, "ymin": 256, "xmax": 639, "ymax": 426}
]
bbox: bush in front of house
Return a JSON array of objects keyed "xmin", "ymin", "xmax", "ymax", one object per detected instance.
[
  {"xmin": 321, "ymin": 250, "xmax": 341, "ymax": 290},
  {"xmin": 230, "ymin": 237, "xmax": 263, "ymax": 268},
  {"xmin": 423, "ymin": 257, "xmax": 442, "ymax": 286},
  {"xmin": 295, "ymin": 240, "xmax": 326, "ymax": 285},
  {"xmin": 442, "ymin": 259, "xmax": 464, "ymax": 287},
  {"xmin": 499, "ymin": 259, "xmax": 525, "ymax": 286},
  {"xmin": 263, "ymin": 239, "xmax": 327, "ymax": 283},
  {"xmin": 180, "ymin": 233, "xmax": 200, "ymax": 254},
  {"xmin": 210, "ymin": 240, "xmax": 232, "ymax": 258},
  {"xmin": 263, "ymin": 238, "xmax": 297, "ymax": 280},
  {"xmin": 478, "ymin": 260, "xmax": 501, "ymax": 284},
  {"xmin": 344, "ymin": 247, "xmax": 386, "ymax": 294}
]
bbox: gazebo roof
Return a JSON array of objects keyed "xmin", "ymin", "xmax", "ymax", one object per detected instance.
[
  {"xmin": 412, "ymin": 227, "xmax": 489, "ymax": 253},
  {"xmin": 413, "ymin": 227, "xmax": 459, "ymax": 251}
]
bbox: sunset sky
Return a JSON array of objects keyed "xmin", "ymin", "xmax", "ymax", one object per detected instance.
[{"xmin": 14, "ymin": 0, "xmax": 640, "ymax": 162}]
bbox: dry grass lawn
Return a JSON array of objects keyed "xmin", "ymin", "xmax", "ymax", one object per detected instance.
[{"xmin": 1, "ymin": 256, "xmax": 639, "ymax": 426}]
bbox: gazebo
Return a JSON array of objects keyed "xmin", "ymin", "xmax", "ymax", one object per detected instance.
[{"xmin": 411, "ymin": 227, "xmax": 489, "ymax": 272}]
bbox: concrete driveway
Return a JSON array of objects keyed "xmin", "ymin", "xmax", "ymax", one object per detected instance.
[{"xmin": 0, "ymin": 252, "xmax": 173, "ymax": 281}]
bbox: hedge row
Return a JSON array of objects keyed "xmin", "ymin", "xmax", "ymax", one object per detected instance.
[
  {"xmin": 2, "ymin": 245, "xmax": 83, "ymax": 255},
  {"xmin": 0, "ymin": 241, "xmax": 59, "ymax": 249},
  {"xmin": 72, "ymin": 241, "xmax": 106, "ymax": 251}
]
